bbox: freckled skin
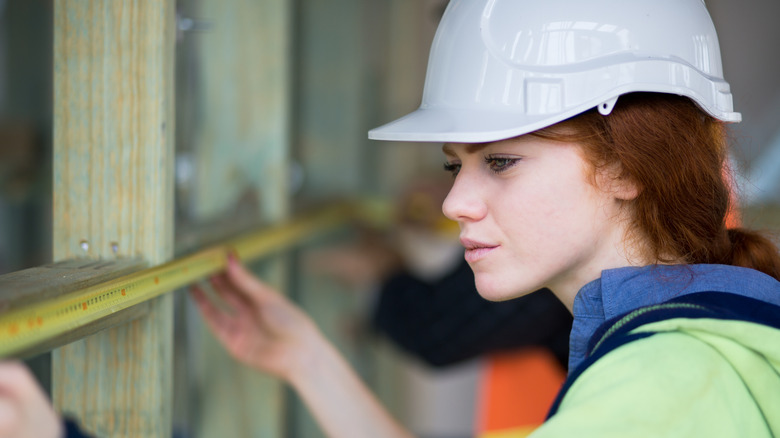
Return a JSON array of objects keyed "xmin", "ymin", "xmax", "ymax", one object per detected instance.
[{"xmin": 441, "ymin": 136, "xmax": 638, "ymax": 311}]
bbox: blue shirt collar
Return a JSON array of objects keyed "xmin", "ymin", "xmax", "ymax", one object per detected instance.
[{"xmin": 568, "ymin": 264, "xmax": 780, "ymax": 372}]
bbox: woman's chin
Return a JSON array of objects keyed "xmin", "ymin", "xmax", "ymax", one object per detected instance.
[
  {"xmin": 475, "ymin": 283, "xmax": 517, "ymax": 302},
  {"xmin": 475, "ymin": 277, "xmax": 538, "ymax": 302}
]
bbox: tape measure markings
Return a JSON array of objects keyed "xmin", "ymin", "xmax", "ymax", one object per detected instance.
[{"xmin": 0, "ymin": 202, "xmax": 358, "ymax": 358}]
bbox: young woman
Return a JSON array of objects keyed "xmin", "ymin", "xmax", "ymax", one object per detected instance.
[{"xmin": 192, "ymin": 0, "xmax": 780, "ymax": 436}]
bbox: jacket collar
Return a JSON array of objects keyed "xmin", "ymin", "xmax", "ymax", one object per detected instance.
[{"xmin": 567, "ymin": 264, "xmax": 780, "ymax": 372}]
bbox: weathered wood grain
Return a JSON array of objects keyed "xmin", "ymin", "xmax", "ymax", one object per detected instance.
[{"xmin": 52, "ymin": 1, "xmax": 175, "ymax": 436}]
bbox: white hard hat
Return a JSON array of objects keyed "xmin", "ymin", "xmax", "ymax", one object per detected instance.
[{"xmin": 369, "ymin": 0, "xmax": 741, "ymax": 143}]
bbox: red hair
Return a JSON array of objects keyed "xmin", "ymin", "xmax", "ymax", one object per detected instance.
[{"xmin": 533, "ymin": 93, "xmax": 780, "ymax": 280}]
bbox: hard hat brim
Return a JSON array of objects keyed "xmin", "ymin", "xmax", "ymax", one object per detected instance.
[
  {"xmin": 369, "ymin": 90, "xmax": 741, "ymax": 144},
  {"xmin": 368, "ymin": 106, "xmax": 593, "ymax": 144}
]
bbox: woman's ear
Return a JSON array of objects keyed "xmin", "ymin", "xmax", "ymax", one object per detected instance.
[
  {"xmin": 597, "ymin": 165, "xmax": 640, "ymax": 201},
  {"xmin": 612, "ymin": 176, "xmax": 640, "ymax": 201}
]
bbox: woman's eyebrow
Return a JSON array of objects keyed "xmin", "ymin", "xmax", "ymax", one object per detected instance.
[{"xmin": 442, "ymin": 142, "xmax": 490, "ymax": 155}]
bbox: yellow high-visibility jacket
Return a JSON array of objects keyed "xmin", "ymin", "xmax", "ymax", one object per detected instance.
[{"xmin": 534, "ymin": 292, "xmax": 780, "ymax": 437}]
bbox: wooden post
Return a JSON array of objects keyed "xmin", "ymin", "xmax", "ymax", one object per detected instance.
[{"xmin": 52, "ymin": 1, "xmax": 175, "ymax": 436}]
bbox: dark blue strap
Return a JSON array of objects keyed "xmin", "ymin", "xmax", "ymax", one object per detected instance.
[{"xmin": 64, "ymin": 418, "xmax": 95, "ymax": 438}]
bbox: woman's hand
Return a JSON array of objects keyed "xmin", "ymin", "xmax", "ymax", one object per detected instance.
[
  {"xmin": 190, "ymin": 254, "xmax": 322, "ymax": 381},
  {"xmin": 192, "ymin": 253, "xmax": 414, "ymax": 438},
  {"xmin": 0, "ymin": 361, "xmax": 63, "ymax": 438}
]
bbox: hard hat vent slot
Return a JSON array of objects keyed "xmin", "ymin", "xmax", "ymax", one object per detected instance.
[{"xmin": 598, "ymin": 97, "xmax": 619, "ymax": 116}]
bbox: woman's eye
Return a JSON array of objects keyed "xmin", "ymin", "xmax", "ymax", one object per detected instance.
[
  {"xmin": 443, "ymin": 161, "xmax": 461, "ymax": 177},
  {"xmin": 485, "ymin": 156, "xmax": 520, "ymax": 173}
]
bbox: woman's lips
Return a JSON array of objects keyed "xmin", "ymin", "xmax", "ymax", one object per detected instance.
[{"xmin": 460, "ymin": 238, "xmax": 498, "ymax": 263}]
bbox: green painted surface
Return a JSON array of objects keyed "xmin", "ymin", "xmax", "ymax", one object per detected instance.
[
  {"xmin": 174, "ymin": 0, "xmax": 291, "ymax": 436},
  {"xmin": 289, "ymin": 0, "xmax": 444, "ymax": 435}
]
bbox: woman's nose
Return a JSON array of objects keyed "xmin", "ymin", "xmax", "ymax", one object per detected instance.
[{"xmin": 442, "ymin": 174, "xmax": 487, "ymax": 223}]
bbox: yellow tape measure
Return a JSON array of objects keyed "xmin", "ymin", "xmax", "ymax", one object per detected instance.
[{"xmin": 0, "ymin": 201, "xmax": 367, "ymax": 358}]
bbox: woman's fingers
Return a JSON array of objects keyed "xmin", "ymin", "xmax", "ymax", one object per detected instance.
[
  {"xmin": 189, "ymin": 285, "xmax": 218, "ymax": 322},
  {"xmin": 190, "ymin": 284, "xmax": 235, "ymax": 332},
  {"xmin": 0, "ymin": 361, "xmax": 29, "ymax": 391},
  {"xmin": 191, "ymin": 283, "xmax": 249, "ymax": 350},
  {"xmin": 209, "ymin": 273, "xmax": 239, "ymax": 304},
  {"xmin": 209, "ymin": 273, "xmax": 259, "ymax": 320},
  {"xmin": 0, "ymin": 396, "xmax": 20, "ymax": 438},
  {"xmin": 224, "ymin": 255, "xmax": 277, "ymax": 300},
  {"xmin": 0, "ymin": 362, "xmax": 62, "ymax": 438}
]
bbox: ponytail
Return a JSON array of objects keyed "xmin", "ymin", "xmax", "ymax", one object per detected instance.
[{"xmin": 725, "ymin": 228, "xmax": 780, "ymax": 280}]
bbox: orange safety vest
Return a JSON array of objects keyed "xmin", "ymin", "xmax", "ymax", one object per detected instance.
[{"xmin": 475, "ymin": 348, "xmax": 566, "ymax": 438}]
